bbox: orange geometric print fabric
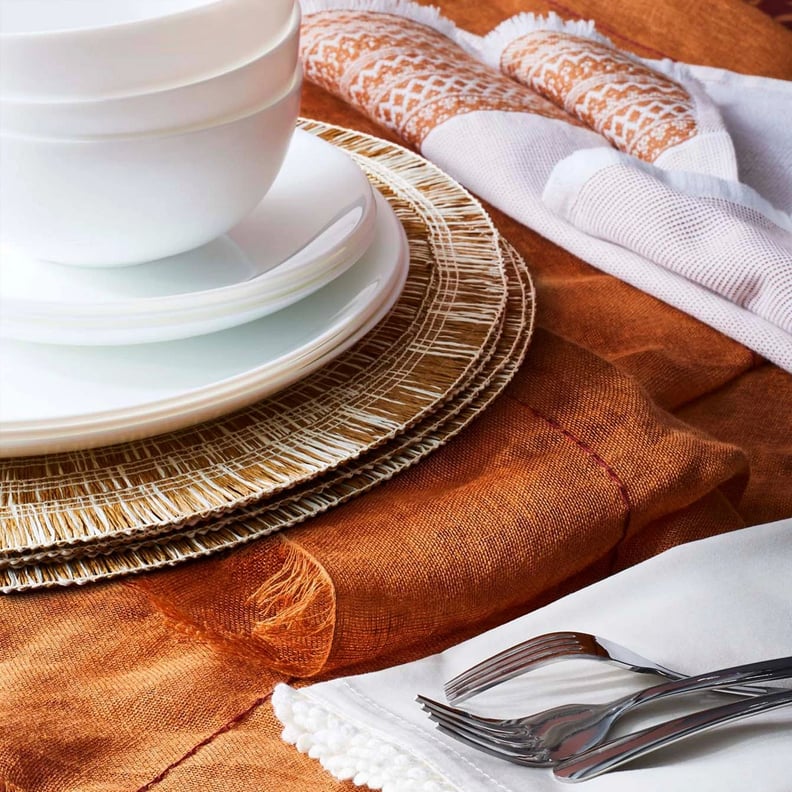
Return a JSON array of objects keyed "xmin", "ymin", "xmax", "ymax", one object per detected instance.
[
  {"xmin": 500, "ymin": 31, "xmax": 698, "ymax": 162},
  {"xmin": 301, "ymin": 11, "xmax": 574, "ymax": 148}
]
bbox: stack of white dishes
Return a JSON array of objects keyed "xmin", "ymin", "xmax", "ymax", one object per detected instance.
[
  {"xmin": 0, "ymin": 2, "xmax": 410, "ymax": 457},
  {"xmin": 1, "ymin": 0, "xmax": 301, "ymax": 265}
]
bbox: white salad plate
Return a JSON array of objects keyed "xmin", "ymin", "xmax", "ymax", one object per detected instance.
[
  {"xmin": 0, "ymin": 190, "xmax": 408, "ymax": 458},
  {"xmin": 0, "ymin": 128, "xmax": 377, "ymax": 345}
]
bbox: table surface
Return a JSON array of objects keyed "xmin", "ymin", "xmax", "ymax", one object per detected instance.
[{"xmin": 1, "ymin": 1, "xmax": 790, "ymax": 791}]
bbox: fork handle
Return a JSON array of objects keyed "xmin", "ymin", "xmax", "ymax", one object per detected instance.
[
  {"xmin": 553, "ymin": 688, "xmax": 792, "ymax": 782},
  {"xmin": 593, "ymin": 637, "xmax": 772, "ymax": 698},
  {"xmin": 619, "ymin": 655, "xmax": 792, "ymax": 712}
]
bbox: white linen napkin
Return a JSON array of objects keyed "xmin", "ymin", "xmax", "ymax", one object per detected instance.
[
  {"xmin": 299, "ymin": 2, "xmax": 792, "ymax": 371},
  {"xmin": 274, "ymin": 516, "xmax": 792, "ymax": 791}
]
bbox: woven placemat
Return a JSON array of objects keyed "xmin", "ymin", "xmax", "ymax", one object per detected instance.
[
  {"xmin": 0, "ymin": 120, "xmax": 509, "ymax": 562},
  {"xmin": 5, "ymin": 293, "xmax": 506, "ymax": 569},
  {"xmin": 1, "ymin": 237, "xmax": 533, "ymax": 591}
]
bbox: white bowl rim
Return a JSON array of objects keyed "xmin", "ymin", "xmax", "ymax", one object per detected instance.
[
  {"xmin": 1, "ymin": 5, "xmax": 300, "ymax": 108},
  {"xmin": 0, "ymin": 0, "xmax": 257, "ymax": 39},
  {"xmin": 0, "ymin": 66, "xmax": 303, "ymax": 143}
]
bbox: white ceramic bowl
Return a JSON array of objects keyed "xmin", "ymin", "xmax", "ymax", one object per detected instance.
[
  {"xmin": 0, "ymin": 68, "xmax": 302, "ymax": 267},
  {"xmin": 0, "ymin": 5, "xmax": 300, "ymax": 137},
  {"xmin": 0, "ymin": 0, "xmax": 295, "ymax": 100}
]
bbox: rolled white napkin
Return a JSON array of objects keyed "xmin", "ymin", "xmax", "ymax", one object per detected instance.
[
  {"xmin": 274, "ymin": 517, "xmax": 792, "ymax": 791},
  {"xmin": 299, "ymin": 3, "xmax": 792, "ymax": 371},
  {"xmin": 452, "ymin": 19, "xmax": 792, "ymax": 371}
]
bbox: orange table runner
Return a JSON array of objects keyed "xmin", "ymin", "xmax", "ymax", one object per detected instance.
[{"xmin": 1, "ymin": 1, "xmax": 791, "ymax": 790}]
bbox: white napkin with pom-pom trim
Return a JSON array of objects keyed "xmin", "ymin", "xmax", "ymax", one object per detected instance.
[{"xmin": 274, "ymin": 516, "xmax": 792, "ymax": 792}]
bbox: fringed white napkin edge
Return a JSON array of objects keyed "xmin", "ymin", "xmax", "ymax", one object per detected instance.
[
  {"xmin": 273, "ymin": 682, "xmax": 458, "ymax": 792},
  {"xmin": 298, "ymin": 0, "xmax": 792, "ymax": 369}
]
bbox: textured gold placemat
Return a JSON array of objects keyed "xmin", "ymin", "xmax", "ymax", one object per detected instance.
[
  {"xmin": 0, "ymin": 120, "xmax": 509, "ymax": 561},
  {"xmin": 5, "ymin": 291, "xmax": 505, "ymax": 569},
  {"xmin": 1, "ymin": 238, "xmax": 533, "ymax": 590}
]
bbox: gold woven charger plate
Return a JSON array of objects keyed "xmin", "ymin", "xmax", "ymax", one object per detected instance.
[
  {"xmin": 1, "ymin": 237, "xmax": 533, "ymax": 591},
  {"xmin": 0, "ymin": 120, "xmax": 536, "ymax": 589}
]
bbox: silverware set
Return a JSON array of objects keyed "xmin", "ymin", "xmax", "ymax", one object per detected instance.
[{"xmin": 418, "ymin": 631, "xmax": 792, "ymax": 782}]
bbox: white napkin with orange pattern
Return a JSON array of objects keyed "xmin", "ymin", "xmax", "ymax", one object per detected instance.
[{"xmin": 299, "ymin": 1, "xmax": 792, "ymax": 371}]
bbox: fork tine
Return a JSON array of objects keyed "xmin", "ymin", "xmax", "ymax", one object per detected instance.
[
  {"xmin": 433, "ymin": 723, "xmax": 548, "ymax": 766},
  {"xmin": 420, "ymin": 702, "xmax": 552, "ymax": 765},
  {"xmin": 445, "ymin": 632, "xmax": 587, "ymax": 702},
  {"xmin": 449, "ymin": 639, "xmax": 582, "ymax": 694},
  {"xmin": 418, "ymin": 696, "xmax": 509, "ymax": 728},
  {"xmin": 422, "ymin": 700, "xmax": 538, "ymax": 750},
  {"xmin": 444, "ymin": 632, "xmax": 580, "ymax": 695},
  {"xmin": 419, "ymin": 698, "xmax": 546, "ymax": 758},
  {"xmin": 431, "ymin": 715, "xmax": 538, "ymax": 755},
  {"xmin": 446, "ymin": 631, "xmax": 775, "ymax": 705},
  {"xmin": 418, "ymin": 695, "xmax": 519, "ymax": 737}
]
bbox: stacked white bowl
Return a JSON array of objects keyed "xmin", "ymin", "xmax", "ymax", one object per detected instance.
[{"xmin": 0, "ymin": 0, "xmax": 302, "ymax": 266}]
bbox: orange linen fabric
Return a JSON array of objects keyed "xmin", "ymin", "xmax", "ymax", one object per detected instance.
[{"xmin": 1, "ymin": 1, "xmax": 791, "ymax": 791}]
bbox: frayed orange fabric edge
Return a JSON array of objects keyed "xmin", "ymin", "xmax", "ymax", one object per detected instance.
[{"xmin": 249, "ymin": 537, "xmax": 337, "ymax": 677}]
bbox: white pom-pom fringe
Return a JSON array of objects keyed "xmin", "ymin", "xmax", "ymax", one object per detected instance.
[
  {"xmin": 469, "ymin": 11, "xmax": 614, "ymax": 68},
  {"xmin": 299, "ymin": 0, "xmax": 460, "ymax": 40},
  {"xmin": 272, "ymin": 684, "xmax": 459, "ymax": 792}
]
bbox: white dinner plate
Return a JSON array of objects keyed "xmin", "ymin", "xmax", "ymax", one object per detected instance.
[
  {"xmin": 0, "ymin": 191, "xmax": 408, "ymax": 457},
  {"xmin": 0, "ymin": 128, "xmax": 377, "ymax": 345}
]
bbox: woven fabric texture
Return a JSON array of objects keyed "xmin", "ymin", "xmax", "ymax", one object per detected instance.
[
  {"xmin": 1, "ymin": 229, "xmax": 534, "ymax": 590},
  {"xmin": 544, "ymin": 149, "xmax": 792, "ymax": 334},
  {"xmin": 1, "ymin": 1, "xmax": 791, "ymax": 791}
]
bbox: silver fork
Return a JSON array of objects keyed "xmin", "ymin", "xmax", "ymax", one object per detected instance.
[
  {"xmin": 418, "ymin": 654, "xmax": 792, "ymax": 766},
  {"xmin": 553, "ymin": 688, "xmax": 792, "ymax": 782},
  {"xmin": 444, "ymin": 631, "xmax": 771, "ymax": 703}
]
